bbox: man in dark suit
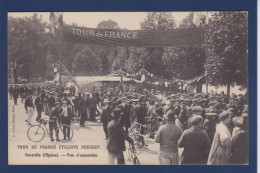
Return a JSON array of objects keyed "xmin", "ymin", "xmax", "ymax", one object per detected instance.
[
  {"xmin": 118, "ymin": 97, "xmax": 132, "ymax": 134},
  {"xmin": 107, "ymin": 108, "xmax": 134, "ymax": 165},
  {"xmin": 13, "ymin": 86, "xmax": 19, "ymax": 105},
  {"xmin": 78, "ymin": 94, "xmax": 90, "ymax": 127},
  {"xmin": 59, "ymin": 100, "xmax": 73, "ymax": 141},
  {"xmin": 34, "ymin": 93, "xmax": 44, "ymax": 122},
  {"xmin": 101, "ymin": 98, "xmax": 113, "ymax": 139}
]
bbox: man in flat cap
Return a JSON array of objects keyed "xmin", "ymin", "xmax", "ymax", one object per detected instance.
[
  {"xmin": 155, "ymin": 110, "xmax": 182, "ymax": 165},
  {"xmin": 187, "ymin": 106, "xmax": 203, "ymax": 129},
  {"xmin": 178, "ymin": 115, "xmax": 211, "ymax": 165},
  {"xmin": 203, "ymin": 112, "xmax": 218, "ymax": 143},
  {"xmin": 107, "ymin": 108, "xmax": 134, "ymax": 165}
]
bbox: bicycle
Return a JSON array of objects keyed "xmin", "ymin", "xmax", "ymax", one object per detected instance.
[
  {"xmin": 127, "ymin": 143, "xmax": 140, "ymax": 165},
  {"xmin": 27, "ymin": 118, "xmax": 74, "ymax": 142},
  {"xmin": 144, "ymin": 116, "xmax": 164, "ymax": 139},
  {"xmin": 129, "ymin": 121, "xmax": 147, "ymax": 154}
]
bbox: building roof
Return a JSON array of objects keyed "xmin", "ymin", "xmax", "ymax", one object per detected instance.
[{"xmin": 75, "ymin": 75, "xmax": 132, "ymax": 82}]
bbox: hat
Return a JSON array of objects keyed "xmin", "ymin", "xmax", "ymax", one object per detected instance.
[
  {"xmin": 61, "ymin": 99, "xmax": 67, "ymax": 103},
  {"xmin": 192, "ymin": 99, "xmax": 199, "ymax": 103},
  {"xmin": 191, "ymin": 115, "xmax": 203, "ymax": 125},
  {"xmin": 181, "ymin": 100, "xmax": 188, "ymax": 104},
  {"xmin": 208, "ymin": 101, "xmax": 217, "ymax": 106},
  {"xmin": 192, "ymin": 106, "xmax": 203, "ymax": 113},
  {"xmin": 104, "ymin": 98, "xmax": 111, "ymax": 103},
  {"xmin": 133, "ymin": 99, "xmax": 139, "ymax": 102},
  {"xmin": 205, "ymin": 112, "xmax": 218, "ymax": 116},
  {"xmin": 163, "ymin": 110, "xmax": 175, "ymax": 121},
  {"xmin": 242, "ymin": 112, "xmax": 248, "ymax": 118},
  {"xmin": 55, "ymin": 101, "xmax": 60, "ymax": 105},
  {"xmin": 232, "ymin": 116, "xmax": 244, "ymax": 127},
  {"xmin": 165, "ymin": 100, "xmax": 171, "ymax": 105},
  {"xmin": 112, "ymin": 108, "xmax": 122, "ymax": 118}
]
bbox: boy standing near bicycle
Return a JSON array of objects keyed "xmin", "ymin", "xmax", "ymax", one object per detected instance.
[
  {"xmin": 49, "ymin": 101, "xmax": 61, "ymax": 142},
  {"xmin": 59, "ymin": 100, "xmax": 73, "ymax": 141}
]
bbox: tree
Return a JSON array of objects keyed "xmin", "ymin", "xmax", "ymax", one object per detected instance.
[
  {"xmin": 97, "ymin": 19, "xmax": 120, "ymax": 29},
  {"xmin": 140, "ymin": 12, "xmax": 176, "ymax": 30},
  {"xmin": 8, "ymin": 13, "xmax": 51, "ymax": 82},
  {"xmin": 140, "ymin": 12, "xmax": 177, "ymax": 78},
  {"xmin": 72, "ymin": 48, "xmax": 100, "ymax": 76},
  {"xmin": 207, "ymin": 11, "xmax": 248, "ymax": 98},
  {"xmin": 163, "ymin": 12, "xmax": 206, "ymax": 91}
]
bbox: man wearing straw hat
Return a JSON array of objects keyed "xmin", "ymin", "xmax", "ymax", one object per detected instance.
[
  {"xmin": 101, "ymin": 98, "xmax": 113, "ymax": 140},
  {"xmin": 107, "ymin": 108, "xmax": 134, "ymax": 165}
]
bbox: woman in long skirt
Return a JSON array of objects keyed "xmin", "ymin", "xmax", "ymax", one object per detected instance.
[{"xmin": 207, "ymin": 111, "xmax": 232, "ymax": 165}]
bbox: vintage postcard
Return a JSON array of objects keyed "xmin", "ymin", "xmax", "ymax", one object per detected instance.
[{"xmin": 7, "ymin": 11, "xmax": 249, "ymax": 165}]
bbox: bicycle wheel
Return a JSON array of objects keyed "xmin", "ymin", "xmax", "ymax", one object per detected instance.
[
  {"xmin": 134, "ymin": 135, "xmax": 146, "ymax": 154},
  {"xmin": 133, "ymin": 156, "xmax": 140, "ymax": 165},
  {"xmin": 57, "ymin": 124, "xmax": 74, "ymax": 141},
  {"xmin": 27, "ymin": 125, "xmax": 45, "ymax": 142}
]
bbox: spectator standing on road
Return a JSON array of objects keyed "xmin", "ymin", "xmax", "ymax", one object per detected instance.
[
  {"xmin": 230, "ymin": 116, "xmax": 249, "ymax": 164},
  {"xmin": 178, "ymin": 115, "xmax": 211, "ymax": 165},
  {"xmin": 134, "ymin": 98, "xmax": 147, "ymax": 134},
  {"xmin": 107, "ymin": 108, "xmax": 134, "ymax": 165},
  {"xmin": 118, "ymin": 97, "xmax": 132, "ymax": 134},
  {"xmin": 24, "ymin": 93, "xmax": 34, "ymax": 125},
  {"xmin": 8, "ymin": 86, "xmax": 14, "ymax": 100},
  {"xmin": 72, "ymin": 93, "xmax": 82, "ymax": 122},
  {"xmin": 78, "ymin": 94, "xmax": 89, "ymax": 127},
  {"xmin": 49, "ymin": 102, "xmax": 61, "ymax": 142},
  {"xmin": 101, "ymin": 98, "xmax": 113, "ymax": 139},
  {"xmin": 13, "ymin": 86, "xmax": 19, "ymax": 105},
  {"xmin": 34, "ymin": 93, "xmax": 44, "ymax": 122},
  {"xmin": 155, "ymin": 110, "xmax": 182, "ymax": 165},
  {"xmin": 207, "ymin": 111, "xmax": 232, "ymax": 165},
  {"xmin": 59, "ymin": 100, "xmax": 73, "ymax": 141}
]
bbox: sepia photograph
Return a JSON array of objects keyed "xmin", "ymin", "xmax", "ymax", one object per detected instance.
[{"xmin": 7, "ymin": 11, "xmax": 249, "ymax": 165}]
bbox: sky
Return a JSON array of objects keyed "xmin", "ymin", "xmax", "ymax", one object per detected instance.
[{"xmin": 8, "ymin": 12, "xmax": 190, "ymax": 30}]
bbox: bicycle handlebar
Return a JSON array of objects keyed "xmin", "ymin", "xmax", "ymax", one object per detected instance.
[{"xmin": 133, "ymin": 122, "xmax": 147, "ymax": 128}]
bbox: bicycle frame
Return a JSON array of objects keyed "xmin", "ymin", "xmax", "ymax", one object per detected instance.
[
  {"xmin": 127, "ymin": 143, "xmax": 140, "ymax": 165},
  {"xmin": 39, "ymin": 119, "xmax": 49, "ymax": 135}
]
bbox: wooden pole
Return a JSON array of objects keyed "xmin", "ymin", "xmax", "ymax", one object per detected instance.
[{"xmin": 205, "ymin": 31, "xmax": 209, "ymax": 94}]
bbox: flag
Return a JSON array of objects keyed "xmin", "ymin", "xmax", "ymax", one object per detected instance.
[
  {"xmin": 50, "ymin": 12, "xmax": 63, "ymax": 26},
  {"xmin": 49, "ymin": 12, "xmax": 60, "ymax": 25},
  {"xmin": 193, "ymin": 12, "xmax": 208, "ymax": 27}
]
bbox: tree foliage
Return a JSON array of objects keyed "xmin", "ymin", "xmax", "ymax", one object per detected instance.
[
  {"xmin": 163, "ymin": 12, "xmax": 206, "ymax": 80},
  {"xmin": 97, "ymin": 20, "xmax": 120, "ymax": 29},
  {"xmin": 207, "ymin": 11, "xmax": 248, "ymax": 88},
  {"xmin": 139, "ymin": 12, "xmax": 177, "ymax": 78},
  {"xmin": 8, "ymin": 13, "xmax": 52, "ymax": 82}
]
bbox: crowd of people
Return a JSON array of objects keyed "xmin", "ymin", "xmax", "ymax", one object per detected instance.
[{"xmin": 8, "ymin": 83, "xmax": 249, "ymax": 165}]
